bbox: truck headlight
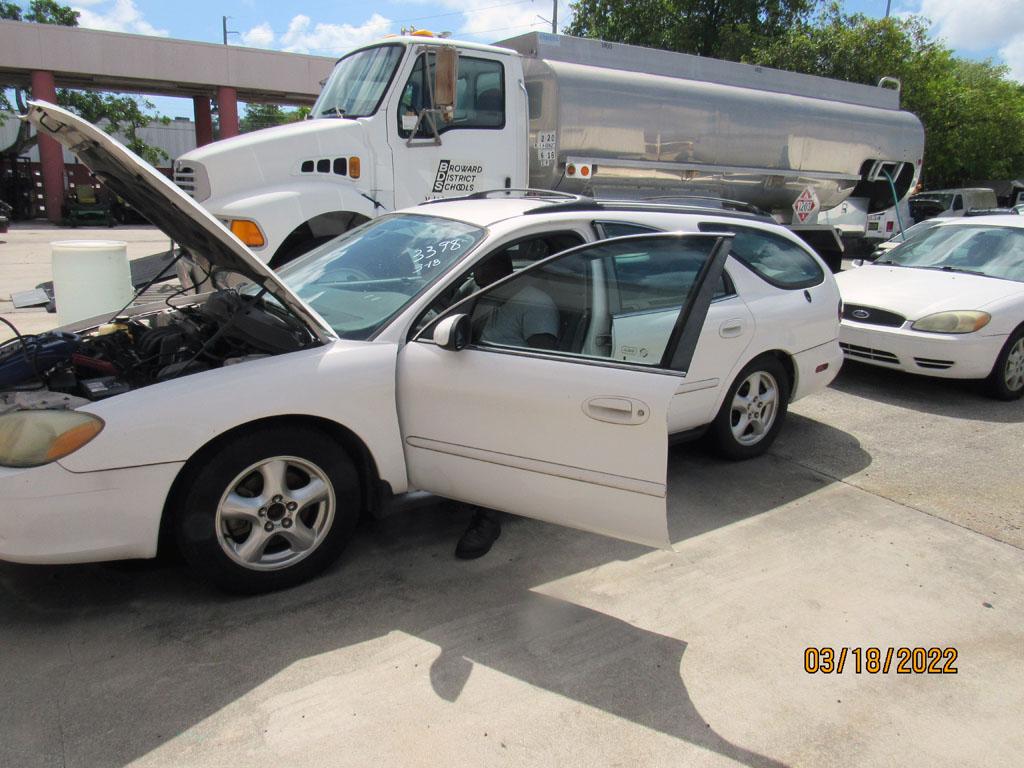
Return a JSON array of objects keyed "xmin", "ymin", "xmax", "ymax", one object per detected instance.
[
  {"xmin": 0, "ymin": 410, "xmax": 104, "ymax": 468},
  {"xmin": 911, "ymin": 311, "xmax": 991, "ymax": 334}
]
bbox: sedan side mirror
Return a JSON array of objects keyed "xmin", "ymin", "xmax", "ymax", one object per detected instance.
[{"xmin": 433, "ymin": 313, "xmax": 470, "ymax": 350}]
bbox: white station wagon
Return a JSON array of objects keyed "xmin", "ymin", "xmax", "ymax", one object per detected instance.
[{"xmin": 0, "ymin": 103, "xmax": 841, "ymax": 592}]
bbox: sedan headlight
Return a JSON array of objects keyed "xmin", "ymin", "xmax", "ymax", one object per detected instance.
[
  {"xmin": 0, "ymin": 410, "xmax": 104, "ymax": 468},
  {"xmin": 911, "ymin": 311, "xmax": 991, "ymax": 334}
]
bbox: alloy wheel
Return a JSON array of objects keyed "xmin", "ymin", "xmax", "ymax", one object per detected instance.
[
  {"xmin": 1004, "ymin": 337, "xmax": 1024, "ymax": 393},
  {"xmin": 729, "ymin": 371, "xmax": 780, "ymax": 446},
  {"xmin": 214, "ymin": 456, "xmax": 336, "ymax": 571}
]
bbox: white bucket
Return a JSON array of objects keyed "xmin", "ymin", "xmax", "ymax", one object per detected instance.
[{"xmin": 51, "ymin": 240, "xmax": 134, "ymax": 326}]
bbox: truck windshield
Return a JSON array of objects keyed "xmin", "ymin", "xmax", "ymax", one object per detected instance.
[
  {"xmin": 877, "ymin": 224, "xmax": 1024, "ymax": 282},
  {"xmin": 313, "ymin": 44, "xmax": 404, "ymax": 118},
  {"xmin": 277, "ymin": 213, "xmax": 487, "ymax": 339}
]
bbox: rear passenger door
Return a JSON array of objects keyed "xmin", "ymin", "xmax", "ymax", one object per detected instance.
[
  {"xmin": 697, "ymin": 221, "xmax": 837, "ymax": 358},
  {"xmin": 594, "ymin": 220, "xmax": 754, "ymax": 433}
]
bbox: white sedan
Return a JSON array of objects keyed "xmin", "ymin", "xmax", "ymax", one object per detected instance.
[
  {"xmin": 837, "ymin": 216, "xmax": 1024, "ymax": 399},
  {"xmin": 0, "ymin": 103, "xmax": 841, "ymax": 593}
]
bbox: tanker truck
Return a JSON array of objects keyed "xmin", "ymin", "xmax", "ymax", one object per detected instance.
[{"xmin": 173, "ymin": 31, "xmax": 924, "ymax": 269}]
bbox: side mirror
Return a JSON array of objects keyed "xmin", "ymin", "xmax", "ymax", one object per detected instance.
[
  {"xmin": 434, "ymin": 46, "xmax": 458, "ymax": 123},
  {"xmin": 432, "ymin": 313, "xmax": 470, "ymax": 350}
]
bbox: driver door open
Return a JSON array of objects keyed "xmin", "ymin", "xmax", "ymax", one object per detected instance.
[{"xmin": 396, "ymin": 233, "xmax": 733, "ymax": 547}]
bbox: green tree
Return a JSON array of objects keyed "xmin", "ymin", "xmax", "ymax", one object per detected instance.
[
  {"xmin": 749, "ymin": 4, "xmax": 1024, "ymax": 187},
  {"xmin": 565, "ymin": 0, "xmax": 821, "ymax": 60},
  {"xmin": 1, "ymin": 1, "xmax": 168, "ymax": 167},
  {"xmin": 240, "ymin": 103, "xmax": 310, "ymax": 134}
]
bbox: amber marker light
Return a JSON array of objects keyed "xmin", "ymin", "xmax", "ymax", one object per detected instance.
[
  {"xmin": 229, "ymin": 219, "xmax": 266, "ymax": 248},
  {"xmin": 349, "ymin": 157, "xmax": 361, "ymax": 179}
]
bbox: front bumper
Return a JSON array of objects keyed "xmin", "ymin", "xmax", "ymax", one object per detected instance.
[
  {"xmin": 839, "ymin": 321, "xmax": 1006, "ymax": 380},
  {"xmin": 0, "ymin": 461, "xmax": 183, "ymax": 564}
]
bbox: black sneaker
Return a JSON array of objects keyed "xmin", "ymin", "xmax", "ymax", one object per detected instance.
[{"xmin": 455, "ymin": 510, "xmax": 501, "ymax": 559}]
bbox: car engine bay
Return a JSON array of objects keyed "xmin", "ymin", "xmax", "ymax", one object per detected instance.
[{"xmin": 0, "ymin": 290, "xmax": 315, "ymax": 413}]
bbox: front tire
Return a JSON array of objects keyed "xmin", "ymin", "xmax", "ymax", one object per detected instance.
[
  {"xmin": 709, "ymin": 355, "xmax": 790, "ymax": 460},
  {"xmin": 985, "ymin": 328, "xmax": 1024, "ymax": 400},
  {"xmin": 175, "ymin": 426, "xmax": 359, "ymax": 594}
]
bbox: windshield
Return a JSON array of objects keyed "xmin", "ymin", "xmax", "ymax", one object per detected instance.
[
  {"xmin": 912, "ymin": 193, "xmax": 954, "ymax": 208},
  {"xmin": 313, "ymin": 44, "xmax": 404, "ymax": 118},
  {"xmin": 887, "ymin": 218, "xmax": 940, "ymax": 243},
  {"xmin": 876, "ymin": 224, "xmax": 1024, "ymax": 282},
  {"xmin": 277, "ymin": 213, "xmax": 486, "ymax": 339}
]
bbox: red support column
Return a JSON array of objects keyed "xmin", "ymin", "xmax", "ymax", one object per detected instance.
[
  {"xmin": 216, "ymin": 86, "xmax": 239, "ymax": 139},
  {"xmin": 193, "ymin": 96, "xmax": 213, "ymax": 147},
  {"xmin": 31, "ymin": 70, "xmax": 65, "ymax": 223}
]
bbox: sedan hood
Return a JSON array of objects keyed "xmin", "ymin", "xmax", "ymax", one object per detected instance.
[
  {"xmin": 836, "ymin": 263, "xmax": 1023, "ymax": 320},
  {"xmin": 25, "ymin": 101, "xmax": 335, "ymax": 343}
]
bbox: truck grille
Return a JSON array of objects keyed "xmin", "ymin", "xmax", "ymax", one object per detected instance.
[
  {"xmin": 914, "ymin": 357, "xmax": 955, "ymax": 370},
  {"xmin": 174, "ymin": 165, "xmax": 196, "ymax": 196},
  {"xmin": 840, "ymin": 342, "xmax": 899, "ymax": 365},
  {"xmin": 842, "ymin": 304, "xmax": 905, "ymax": 328},
  {"xmin": 173, "ymin": 161, "xmax": 210, "ymax": 202}
]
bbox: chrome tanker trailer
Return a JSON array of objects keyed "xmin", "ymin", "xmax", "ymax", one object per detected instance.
[{"xmin": 175, "ymin": 31, "xmax": 924, "ymax": 267}]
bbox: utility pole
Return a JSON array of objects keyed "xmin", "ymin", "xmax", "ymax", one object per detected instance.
[
  {"xmin": 552, "ymin": 0, "xmax": 557, "ymax": 34},
  {"xmin": 222, "ymin": 15, "xmax": 238, "ymax": 45},
  {"xmin": 884, "ymin": 0, "xmax": 892, "ymax": 17}
]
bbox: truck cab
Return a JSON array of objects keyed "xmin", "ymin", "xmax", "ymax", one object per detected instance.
[{"xmin": 175, "ymin": 35, "xmax": 527, "ymax": 265}]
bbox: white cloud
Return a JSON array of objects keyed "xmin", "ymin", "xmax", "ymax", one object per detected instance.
[
  {"xmin": 240, "ymin": 22, "xmax": 275, "ymax": 49},
  {"xmin": 73, "ymin": 0, "xmax": 169, "ymax": 37},
  {"xmin": 278, "ymin": 13, "xmax": 393, "ymax": 54},
  {"xmin": 916, "ymin": 0, "xmax": 1023, "ymax": 52},
  {"xmin": 901, "ymin": 0, "xmax": 1024, "ymax": 81},
  {"xmin": 998, "ymin": 36, "xmax": 1024, "ymax": 81}
]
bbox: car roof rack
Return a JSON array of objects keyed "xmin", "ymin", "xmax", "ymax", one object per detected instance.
[
  {"xmin": 420, "ymin": 188, "xmax": 590, "ymax": 205},
  {"xmin": 522, "ymin": 197, "xmax": 775, "ymax": 222},
  {"xmin": 639, "ymin": 195, "xmax": 772, "ymax": 217}
]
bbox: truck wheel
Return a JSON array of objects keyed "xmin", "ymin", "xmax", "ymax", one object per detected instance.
[
  {"xmin": 985, "ymin": 328, "xmax": 1024, "ymax": 400},
  {"xmin": 175, "ymin": 426, "xmax": 359, "ymax": 593},
  {"xmin": 708, "ymin": 355, "xmax": 790, "ymax": 460}
]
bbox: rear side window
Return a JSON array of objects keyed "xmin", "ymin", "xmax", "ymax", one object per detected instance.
[
  {"xmin": 698, "ymin": 223, "xmax": 823, "ymax": 289},
  {"xmin": 594, "ymin": 221, "xmax": 659, "ymax": 239}
]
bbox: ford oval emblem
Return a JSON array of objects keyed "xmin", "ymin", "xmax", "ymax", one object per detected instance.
[{"xmin": 852, "ymin": 309, "xmax": 870, "ymax": 320}]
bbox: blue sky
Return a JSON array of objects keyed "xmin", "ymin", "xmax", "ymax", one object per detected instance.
[{"xmin": 65, "ymin": 0, "xmax": 1023, "ymax": 118}]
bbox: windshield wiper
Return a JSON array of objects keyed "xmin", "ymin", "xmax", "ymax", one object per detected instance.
[
  {"xmin": 320, "ymin": 106, "xmax": 348, "ymax": 118},
  {"xmin": 938, "ymin": 265, "xmax": 987, "ymax": 276}
]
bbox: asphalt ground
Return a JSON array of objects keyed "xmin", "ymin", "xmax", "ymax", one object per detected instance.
[{"xmin": 0, "ymin": 224, "xmax": 1021, "ymax": 767}]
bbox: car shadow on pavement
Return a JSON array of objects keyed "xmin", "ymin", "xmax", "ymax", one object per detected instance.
[
  {"xmin": 0, "ymin": 414, "xmax": 869, "ymax": 768},
  {"xmin": 830, "ymin": 360, "xmax": 1024, "ymax": 423}
]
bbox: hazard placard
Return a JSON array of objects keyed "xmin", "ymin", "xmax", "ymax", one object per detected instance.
[{"xmin": 792, "ymin": 186, "xmax": 820, "ymax": 223}]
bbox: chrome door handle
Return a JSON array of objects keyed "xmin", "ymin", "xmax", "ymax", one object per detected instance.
[{"xmin": 583, "ymin": 396, "xmax": 651, "ymax": 425}]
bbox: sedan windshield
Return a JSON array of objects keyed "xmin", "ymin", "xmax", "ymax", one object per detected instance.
[
  {"xmin": 876, "ymin": 224, "xmax": 1024, "ymax": 282},
  {"xmin": 313, "ymin": 45, "xmax": 404, "ymax": 118},
  {"xmin": 277, "ymin": 214, "xmax": 486, "ymax": 339}
]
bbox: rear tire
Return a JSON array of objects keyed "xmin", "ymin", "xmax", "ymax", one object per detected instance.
[
  {"xmin": 709, "ymin": 355, "xmax": 790, "ymax": 460},
  {"xmin": 985, "ymin": 328, "xmax": 1024, "ymax": 400},
  {"xmin": 175, "ymin": 426, "xmax": 359, "ymax": 594}
]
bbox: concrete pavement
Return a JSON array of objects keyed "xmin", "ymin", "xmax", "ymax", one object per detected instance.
[{"xmin": 0, "ymin": 367, "xmax": 1021, "ymax": 767}]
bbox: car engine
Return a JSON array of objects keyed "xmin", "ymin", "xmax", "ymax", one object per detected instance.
[{"xmin": 0, "ymin": 290, "xmax": 314, "ymax": 410}]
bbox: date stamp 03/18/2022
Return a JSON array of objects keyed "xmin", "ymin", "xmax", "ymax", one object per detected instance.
[{"xmin": 804, "ymin": 647, "xmax": 959, "ymax": 675}]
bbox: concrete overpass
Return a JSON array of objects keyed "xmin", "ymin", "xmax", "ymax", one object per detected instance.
[{"xmin": 0, "ymin": 20, "xmax": 337, "ymax": 220}]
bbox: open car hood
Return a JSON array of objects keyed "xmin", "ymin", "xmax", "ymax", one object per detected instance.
[{"xmin": 25, "ymin": 101, "xmax": 335, "ymax": 343}]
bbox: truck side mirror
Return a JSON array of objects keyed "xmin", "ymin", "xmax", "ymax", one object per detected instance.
[
  {"xmin": 434, "ymin": 46, "xmax": 458, "ymax": 123},
  {"xmin": 433, "ymin": 313, "xmax": 470, "ymax": 350}
]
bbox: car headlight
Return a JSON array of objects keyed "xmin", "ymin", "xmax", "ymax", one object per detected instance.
[
  {"xmin": 0, "ymin": 410, "xmax": 104, "ymax": 468},
  {"xmin": 911, "ymin": 311, "xmax": 991, "ymax": 334}
]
